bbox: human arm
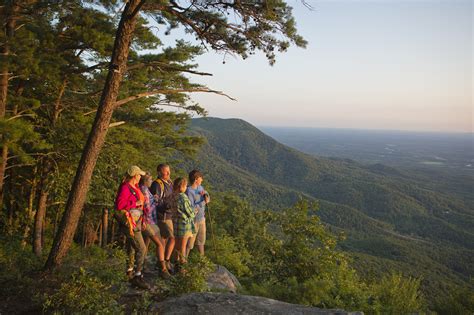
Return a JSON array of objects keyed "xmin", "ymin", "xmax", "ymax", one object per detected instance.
[{"xmin": 179, "ymin": 194, "xmax": 195, "ymax": 220}]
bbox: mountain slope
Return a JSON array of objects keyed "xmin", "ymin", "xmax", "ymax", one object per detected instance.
[
  {"xmin": 191, "ymin": 118, "xmax": 473, "ymax": 248},
  {"xmin": 187, "ymin": 117, "xmax": 473, "ymax": 299}
]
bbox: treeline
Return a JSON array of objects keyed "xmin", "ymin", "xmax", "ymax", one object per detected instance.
[
  {"xmin": 0, "ymin": 0, "xmax": 306, "ymax": 268},
  {"xmin": 6, "ymin": 191, "xmax": 472, "ymax": 313},
  {"xmin": 0, "ymin": 193, "xmax": 432, "ymax": 313},
  {"xmin": 188, "ymin": 117, "xmax": 474, "ymax": 310}
]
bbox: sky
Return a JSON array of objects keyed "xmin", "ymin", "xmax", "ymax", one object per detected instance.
[{"xmin": 159, "ymin": 0, "xmax": 473, "ymax": 133}]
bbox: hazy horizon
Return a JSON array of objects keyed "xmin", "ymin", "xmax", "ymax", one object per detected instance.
[
  {"xmin": 258, "ymin": 123, "xmax": 474, "ymax": 135},
  {"xmin": 158, "ymin": 0, "xmax": 473, "ymax": 133}
]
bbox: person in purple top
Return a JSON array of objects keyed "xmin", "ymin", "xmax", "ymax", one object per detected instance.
[
  {"xmin": 186, "ymin": 170, "xmax": 210, "ymax": 256},
  {"xmin": 139, "ymin": 173, "xmax": 170, "ymax": 278}
]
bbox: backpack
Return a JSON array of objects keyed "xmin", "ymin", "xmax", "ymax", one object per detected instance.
[
  {"xmin": 154, "ymin": 178, "xmax": 165, "ymax": 199},
  {"xmin": 154, "ymin": 178, "xmax": 174, "ymax": 214}
]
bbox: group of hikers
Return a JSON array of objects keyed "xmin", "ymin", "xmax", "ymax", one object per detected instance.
[{"xmin": 114, "ymin": 163, "xmax": 210, "ymax": 289}]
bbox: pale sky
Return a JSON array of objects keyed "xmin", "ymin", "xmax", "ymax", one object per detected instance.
[{"xmin": 158, "ymin": 0, "xmax": 473, "ymax": 133}]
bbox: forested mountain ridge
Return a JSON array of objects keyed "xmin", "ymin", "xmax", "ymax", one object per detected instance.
[{"xmin": 186, "ymin": 117, "xmax": 474, "ymax": 301}]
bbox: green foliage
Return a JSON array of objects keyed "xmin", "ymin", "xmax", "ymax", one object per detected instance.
[
  {"xmin": 145, "ymin": 1, "xmax": 307, "ymax": 65},
  {"xmin": 207, "ymin": 193, "xmax": 428, "ymax": 313},
  {"xmin": 189, "ymin": 117, "xmax": 474, "ymax": 308},
  {"xmin": 369, "ymin": 272, "xmax": 425, "ymax": 314},
  {"xmin": 155, "ymin": 254, "xmax": 214, "ymax": 297},
  {"xmin": 42, "ymin": 267, "xmax": 124, "ymax": 314},
  {"xmin": 129, "ymin": 292, "xmax": 153, "ymax": 315},
  {"xmin": 0, "ymin": 236, "xmax": 42, "ymax": 300},
  {"xmin": 207, "ymin": 234, "xmax": 252, "ymax": 278},
  {"xmin": 41, "ymin": 245, "xmax": 127, "ymax": 314},
  {"xmin": 433, "ymin": 284, "xmax": 474, "ymax": 315},
  {"xmin": 0, "ymin": 237, "xmax": 127, "ymax": 314}
]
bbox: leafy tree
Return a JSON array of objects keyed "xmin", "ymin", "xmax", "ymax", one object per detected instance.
[{"xmin": 45, "ymin": 0, "xmax": 307, "ymax": 270}]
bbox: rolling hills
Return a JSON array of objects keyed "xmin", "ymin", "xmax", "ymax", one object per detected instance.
[{"xmin": 184, "ymin": 117, "xmax": 474, "ymax": 302}]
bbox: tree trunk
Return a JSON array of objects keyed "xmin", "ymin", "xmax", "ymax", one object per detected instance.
[
  {"xmin": 44, "ymin": 0, "xmax": 145, "ymax": 270},
  {"xmin": 52, "ymin": 78, "xmax": 67, "ymax": 125},
  {"xmin": 0, "ymin": 2, "xmax": 20, "ymax": 211},
  {"xmin": 110, "ymin": 216, "xmax": 116, "ymax": 244},
  {"xmin": 102, "ymin": 208, "xmax": 108, "ymax": 247},
  {"xmin": 98, "ymin": 222, "xmax": 103, "ymax": 247},
  {"xmin": 0, "ymin": 145, "xmax": 8, "ymax": 210},
  {"xmin": 1, "ymin": 80, "xmax": 25, "ymax": 223},
  {"xmin": 22, "ymin": 165, "xmax": 38, "ymax": 248},
  {"xmin": 33, "ymin": 188, "xmax": 48, "ymax": 257}
]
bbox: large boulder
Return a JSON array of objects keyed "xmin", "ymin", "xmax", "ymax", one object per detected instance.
[
  {"xmin": 150, "ymin": 292, "xmax": 363, "ymax": 315},
  {"xmin": 206, "ymin": 265, "xmax": 241, "ymax": 293}
]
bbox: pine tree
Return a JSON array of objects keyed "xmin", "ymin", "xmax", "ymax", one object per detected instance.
[{"xmin": 45, "ymin": 0, "xmax": 306, "ymax": 269}]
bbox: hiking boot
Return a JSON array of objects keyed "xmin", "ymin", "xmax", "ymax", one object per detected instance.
[
  {"xmin": 165, "ymin": 260, "xmax": 175, "ymax": 274},
  {"xmin": 130, "ymin": 275, "xmax": 150, "ymax": 290},
  {"xmin": 160, "ymin": 269, "xmax": 171, "ymax": 279},
  {"xmin": 126, "ymin": 269, "xmax": 134, "ymax": 280}
]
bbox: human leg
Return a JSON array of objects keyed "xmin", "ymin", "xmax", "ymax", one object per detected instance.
[{"xmin": 195, "ymin": 220, "xmax": 206, "ymax": 256}]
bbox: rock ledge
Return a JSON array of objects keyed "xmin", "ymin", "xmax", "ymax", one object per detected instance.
[{"xmin": 151, "ymin": 292, "xmax": 363, "ymax": 315}]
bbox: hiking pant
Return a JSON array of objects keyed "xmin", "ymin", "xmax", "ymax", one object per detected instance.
[{"xmin": 120, "ymin": 224, "xmax": 146, "ymax": 273}]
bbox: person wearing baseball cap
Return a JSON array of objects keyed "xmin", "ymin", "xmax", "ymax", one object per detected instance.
[
  {"xmin": 115, "ymin": 165, "xmax": 150, "ymax": 289},
  {"xmin": 127, "ymin": 165, "xmax": 146, "ymax": 177}
]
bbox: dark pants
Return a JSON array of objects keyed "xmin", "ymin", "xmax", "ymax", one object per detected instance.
[{"xmin": 120, "ymin": 224, "xmax": 146, "ymax": 273}]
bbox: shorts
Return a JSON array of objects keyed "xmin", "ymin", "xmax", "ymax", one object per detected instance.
[
  {"xmin": 188, "ymin": 219, "xmax": 206, "ymax": 249},
  {"xmin": 158, "ymin": 219, "xmax": 174, "ymax": 239},
  {"xmin": 143, "ymin": 223, "xmax": 160, "ymax": 238},
  {"xmin": 181, "ymin": 231, "xmax": 193, "ymax": 238}
]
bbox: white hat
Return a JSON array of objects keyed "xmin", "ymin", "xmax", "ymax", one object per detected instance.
[{"xmin": 127, "ymin": 165, "xmax": 146, "ymax": 177}]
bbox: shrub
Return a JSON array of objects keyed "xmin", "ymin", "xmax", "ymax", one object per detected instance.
[
  {"xmin": 155, "ymin": 254, "xmax": 214, "ymax": 297},
  {"xmin": 370, "ymin": 272, "xmax": 425, "ymax": 314},
  {"xmin": 43, "ymin": 267, "xmax": 124, "ymax": 314}
]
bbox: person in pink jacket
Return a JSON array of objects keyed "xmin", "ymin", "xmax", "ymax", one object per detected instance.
[{"xmin": 115, "ymin": 165, "xmax": 150, "ymax": 290}]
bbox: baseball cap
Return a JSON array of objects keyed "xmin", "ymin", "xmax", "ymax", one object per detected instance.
[{"xmin": 127, "ymin": 165, "xmax": 146, "ymax": 177}]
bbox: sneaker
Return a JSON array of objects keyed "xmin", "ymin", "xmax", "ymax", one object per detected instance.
[{"xmin": 130, "ymin": 275, "xmax": 150, "ymax": 290}]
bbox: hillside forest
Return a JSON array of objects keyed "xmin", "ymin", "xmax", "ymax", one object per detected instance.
[{"xmin": 0, "ymin": 1, "xmax": 472, "ymax": 314}]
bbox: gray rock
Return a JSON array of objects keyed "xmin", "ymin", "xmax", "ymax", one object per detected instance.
[
  {"xmin": 206, "ymin": 265, "xmax": 241, "ymax": 293},
  {"xmin": 151, "ymin": 292, "xmax": 363, "ymax": 315}
]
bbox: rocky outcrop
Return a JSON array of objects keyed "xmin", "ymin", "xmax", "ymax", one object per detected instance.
[
  {"xmin": 151, "ymin": 292, "xmax": 363, "ymax": 315},
  {"xmin": 206, "ymin": 265, "xmax": 241, "ymax": 293}
]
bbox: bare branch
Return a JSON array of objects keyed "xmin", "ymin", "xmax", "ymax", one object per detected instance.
[
  {"xmin": 83, "ymin": 109, "xmax": 97, "ymax": 116},
  {"xmin": 7, "ymin": 113, "xmax": 35, "ymax": 120},
  {"xmin": 115, "ymin": 87, "xmax": 236, "ymax": 107},
  {"xmin": 5, "ymin": 163, "xmax": 34, "ymax": 170},
  {"xmin": 109, "ymin": 121, "xmax": 126, "ymax": 128}
]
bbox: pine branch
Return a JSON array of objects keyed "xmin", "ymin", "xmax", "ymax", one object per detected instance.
[{"xmin": 127, "ymin": 61, "xmax": 213, "ymax": 76}]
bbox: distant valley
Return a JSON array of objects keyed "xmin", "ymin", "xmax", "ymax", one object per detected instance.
[
  {"xmin": 261, "ymin": 126, "xmax": 473, "ymax": 175},
  {"xmin": 186, "ymin": 117, "xmax": 474, "ymax": 304}
]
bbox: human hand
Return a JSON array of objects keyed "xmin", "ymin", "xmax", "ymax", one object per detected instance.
[{"xmin": 204, "ymin": 195, "xmax": 210, "ymax": 204}]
